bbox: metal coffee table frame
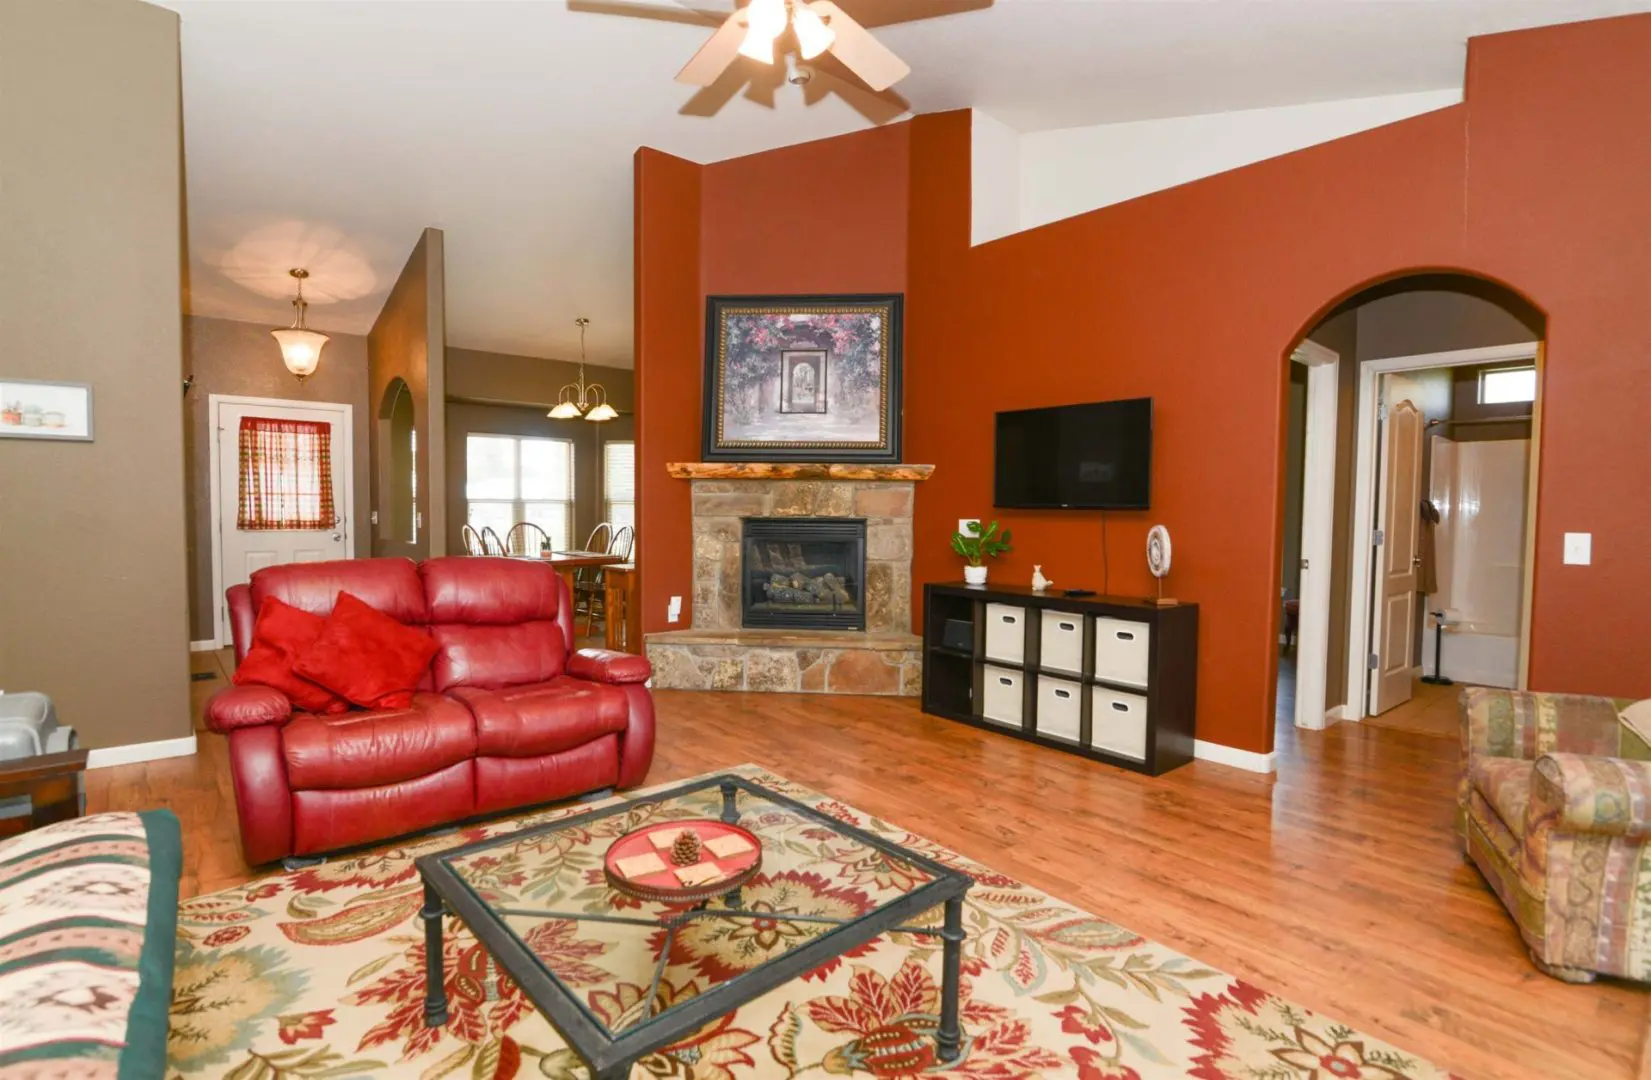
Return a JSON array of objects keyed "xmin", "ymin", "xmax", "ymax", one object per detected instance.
[{"xmin": 415, "ymin": 773, "xmax": 972, "ymax": 1080}]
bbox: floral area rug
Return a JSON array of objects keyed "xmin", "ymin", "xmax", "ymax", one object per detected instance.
[{"xmin": 167, "ymin": 766, "xmax": 1454, "ymax": 1079}]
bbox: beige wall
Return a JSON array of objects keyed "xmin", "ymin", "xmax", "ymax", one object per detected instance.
[
  {"xmin": 446, "ymin": 346, "xmax": 635, "ymax": 413},
  {"xmin": 443, "ymin": 346, "xmax": 636, "ymax": 555},
  {"xmin": 0, "ymin": 0, "xmax": 189, "ymax": 749},
  {"xmin": 182, "ymin": 315, "xmax": 371, "ymax": 639},
  {"xmin": 445, "ymin": 403, "xmax": 635, "ymax": 555},
  {"xmin": 368, "ymin": 229, "xmax": 446, "ymax": 558}
]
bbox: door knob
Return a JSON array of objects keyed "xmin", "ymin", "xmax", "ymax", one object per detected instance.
[
  {"xmin": 1412, "ymin": 555, "xmax": 1423, "ymax": 567},
  {"xmin": 331, "ymin": 533, "xmax": 343, "ymax": 541}
]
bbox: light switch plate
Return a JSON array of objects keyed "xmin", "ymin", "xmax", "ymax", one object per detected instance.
[
  {"xmin": 667, "ymin": 595, "xmax": 683, "ymax": 623},
  {"xmin": 958, "ymin": 518, "xmax": 980, "ymax": 536},
  {"xmin": 1563, "ymin": 532, "xmax": 1592, "ymax": 565}
]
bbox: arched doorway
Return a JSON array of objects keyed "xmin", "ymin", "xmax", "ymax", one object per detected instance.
[
  {"xmin": 1278, "ymin": 271, "xmax": 1546, "ymax": 737},
  {"xmin": 377, "ymin": 378, "xmax": 416, "ymax": 552}
]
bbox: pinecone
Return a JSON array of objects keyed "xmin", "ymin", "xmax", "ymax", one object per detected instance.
[{"xmin": 669, "ymin": 829, "xmax": 702, "ymax": 867}]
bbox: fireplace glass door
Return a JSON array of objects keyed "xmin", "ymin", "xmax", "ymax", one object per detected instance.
[{"xmin": 741, "ymin": 518, "xmax": 867, "ymax": 631}]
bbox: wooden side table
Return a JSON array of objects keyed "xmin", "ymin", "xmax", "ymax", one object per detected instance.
[
  {"xmin": 603, "ymin": 563, "xmax": 639, "ymax": 652},
  {"xmin": 0, "ymin": 748, "xmax": 88, "ymax": 838}
]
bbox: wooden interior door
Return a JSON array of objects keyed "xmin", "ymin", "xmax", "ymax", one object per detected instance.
[{"xmin": 1370, "ymin": 398, "xmax": 1423, "ymax": 714}]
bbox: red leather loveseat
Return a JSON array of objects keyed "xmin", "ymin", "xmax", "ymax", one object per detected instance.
[{"xmin": 203, "ymin": 556, "xmax": 653, "ymax": 865}]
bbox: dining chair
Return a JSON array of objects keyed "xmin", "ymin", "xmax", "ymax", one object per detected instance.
[
  {"xmin": 574, "ymin": 522, "xmax": 614, "ymax": 633},
  {"xmin": 461, "ymin": 524, "xmax": 484, "ymax": 556},
  {"xmin": 480, "ymin": 526, "xmax": 506, "ymax": 556},
  {"xmin": 505, "ymin": 522, "xmax": 551, "ymax": 558},
  {"xmin": 580, "ymin": 524, "xmax": 637, "ymax": 636}
]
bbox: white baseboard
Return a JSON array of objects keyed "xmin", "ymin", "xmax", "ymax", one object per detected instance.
[
  {"xmin": 189, "ymin": 639, "xmax": 219, "ymax": 653},
  {"xmin": 1194, "ymin": 739, "xmax": 1277, "ymax": 774},
  {"xmin": 1325, "ymin": 704, "xmax": 1348, "ymax": 724},
  {"xmin": 86, "ymin": 735, "xmax": 197, "ymax": 770}
]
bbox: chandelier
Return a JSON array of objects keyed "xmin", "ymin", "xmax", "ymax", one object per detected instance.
[
  {"xmin": 548, "ymin": 317, "xmax": 617, "ymax": 422},
  {"xmin": 270, "ymin": 268, "xmax": 329, "ymax": 380}
]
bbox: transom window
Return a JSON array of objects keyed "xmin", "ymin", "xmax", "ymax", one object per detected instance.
[
  {"xmin": 1478, "ymin": 366, "xmax": 1537, "ymax": 405},
  {"xmin": 466, "ymin": 434, "xmax": 574, "ymax": 551}
]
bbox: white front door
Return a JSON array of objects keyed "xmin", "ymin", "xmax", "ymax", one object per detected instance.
[
  {"xmin": 212, "ymin": 397, "xmax": 353, "ymax": 645},
  {"xmin": 1370, "ymin": 398, "xmax": 1423, "ymax": 715}
]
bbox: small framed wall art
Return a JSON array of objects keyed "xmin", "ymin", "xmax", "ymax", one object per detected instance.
[
  {"xmin": 702, "ymin": 294, "xmax": 902, "ymax": 462},
  {"xmin": 0, "ymin": 378, "xmax": 94, "ymax": 441}
]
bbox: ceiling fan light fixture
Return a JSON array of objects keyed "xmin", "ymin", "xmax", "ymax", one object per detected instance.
[
  {"xmin": 736, "ymin": 30, "xmax": 776, "ymax": 64},
  {"xmin": 792, "ymin": 4, "xmax": 835, "ymax": 59},
  {"xmin": 744, "ymin": 0, "xmax": 787, "ymax": 39}
]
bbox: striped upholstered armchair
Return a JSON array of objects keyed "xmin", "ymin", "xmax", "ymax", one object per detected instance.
[{"xmin": 1459, "ymin": 686, "xmax": 1651, "ymax": 983}]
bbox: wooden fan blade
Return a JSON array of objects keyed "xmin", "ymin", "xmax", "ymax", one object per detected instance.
[
  {"xmin": 675, "ymin": 9, "xmax": 748, "ymax": 87},
  {"xmin": 807, "ymin": 1, "xmax": 910, "ymax": 92}
]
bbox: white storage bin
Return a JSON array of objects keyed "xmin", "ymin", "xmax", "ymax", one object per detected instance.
[
  {"xmin": 1090, "ymin": 686, "xmax": 1148, "ymax": 760},
  {"xmin": 981, "ymin": 665, "xmax": 1024, "ymax": 726},
  {"xmin": 984, "ymin": 604, "xmax": 1026, "ymax": 663},
  {"xmin": 1036, "ymin": 676, "xmax": 1082, "ymax": 743},
  {"xmin": 1039, "ymin": 610, "xmax": 1084, "ymax": 673},
  {"xmin": 1092, "ymin": 617, "xmax": 1151, "ymax": 688}
]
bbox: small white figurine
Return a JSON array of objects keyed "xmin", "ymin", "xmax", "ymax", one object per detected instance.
[{"xmin": 1031, "ymin": 565, "xmax": 1054, "ymax": 592}]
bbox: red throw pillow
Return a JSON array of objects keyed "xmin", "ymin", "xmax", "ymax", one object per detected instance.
[
  {"xmin": 293, "ymin": 591, "xmax": 438, "ymax": 710},
  {"xmin": 233, "ymin": 597, "xmax": 350, "ymax": 715}
]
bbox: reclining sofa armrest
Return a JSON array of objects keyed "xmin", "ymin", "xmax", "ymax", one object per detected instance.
[
  {"xmin": 205, "ymin": 684, "xmax": 293, "ymax": 734},
  {"xmin": 1527, "ymin": 753, "xmax": 1651, "ymax": 841},
  {"xmin": 569, "ymin": 648, "xmax": 651, "ymax": 685}
]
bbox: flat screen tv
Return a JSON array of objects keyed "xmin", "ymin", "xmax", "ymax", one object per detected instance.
[{"xmin": 994, "ymin": 398, "xmax": 1153, "ymax": 509}]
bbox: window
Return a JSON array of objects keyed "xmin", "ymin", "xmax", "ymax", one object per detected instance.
[
  {"xmin": 237, "ymin": 416, "xmax": 335, "ymax": 530},
  {"xmin": 466, "ymin": 434, "xmax": 574, "ymax": 550},
  {"xmin": 603, "ymin": 440, "xmax": 636, "ymax": 551},
  {"xmin": 1478, "ymin": 366, "xmax": 1537, "ymax": 405}
]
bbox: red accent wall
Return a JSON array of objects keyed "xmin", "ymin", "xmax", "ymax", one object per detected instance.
[
  {"xmin": 634, "ymin": 148, "xmax": 702, "ymax": 636},
  {"xmin": 638, "ymin": 15, "xmax": 1651, "ymax": 753},
  {"xmin": 904, "ymin": 15, "xmax": 1651, "ymax": 753},
  {"xmin": 635, "ymin": 126, "xmax": 912, "ymax": 634}
]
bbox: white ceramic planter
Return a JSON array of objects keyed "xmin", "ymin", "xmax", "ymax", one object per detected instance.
[{"xmin": 963, "ymin": 565, "xmax": 989, "ymax": 586}]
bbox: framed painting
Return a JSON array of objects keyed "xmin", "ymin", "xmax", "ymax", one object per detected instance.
[
  {"xmin": 703, "ymin": 294, "xmax": 902, "ymax": 462},
  {"xmin": 0, "ymin": 378, "xmax": 94, "ymax": 441}
]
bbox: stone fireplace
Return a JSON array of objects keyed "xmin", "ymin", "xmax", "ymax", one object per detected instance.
[{"xmin": 645, "ymin": 463, "xmax": 932, "ymax": 695}]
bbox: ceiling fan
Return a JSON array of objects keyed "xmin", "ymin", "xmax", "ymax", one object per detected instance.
[{"xmin": 677, "ymin": 0, "xmax": 911, "ymax": 92}]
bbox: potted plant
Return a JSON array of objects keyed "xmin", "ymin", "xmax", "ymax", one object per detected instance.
[{"xmin": 952, "ymin": 519, "xmax": 1012, "ymax": 585}]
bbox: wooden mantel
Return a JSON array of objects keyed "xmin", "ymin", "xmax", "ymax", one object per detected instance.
[{"xmin": 666, "ymin": 462, "xmax": 935, "ymax": 481}]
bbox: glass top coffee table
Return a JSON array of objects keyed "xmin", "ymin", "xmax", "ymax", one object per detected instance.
[{"xmin": 414, "ymin": 774, "xmax": 972, "ymax": 1080}]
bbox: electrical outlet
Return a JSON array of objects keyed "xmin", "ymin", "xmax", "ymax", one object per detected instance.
[
  {"xmin": 667, "ymin": 595, "xmax": 683, "ymax": 623},
  {"xmin": 1563, "ymin": 532, "xmax": 1592, "ymax": 565},
  {"xmin": 958, "ymin": 518, "xmax": 980, "ymax": 536}
]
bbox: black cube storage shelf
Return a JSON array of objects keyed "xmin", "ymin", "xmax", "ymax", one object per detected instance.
[{"xmin": 921, "ymin": 583, "xmax": 1198, "ymax": 776}]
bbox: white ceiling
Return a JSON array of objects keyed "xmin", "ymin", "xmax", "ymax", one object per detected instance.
[{"xmin": 163, "ymin": 0, "xmax": 1651, "ymax": 369}]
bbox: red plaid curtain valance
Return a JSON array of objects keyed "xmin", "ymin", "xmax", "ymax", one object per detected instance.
[{"xmin": 237, "ymin": 416, "xmax": 336, "ymax": 530}]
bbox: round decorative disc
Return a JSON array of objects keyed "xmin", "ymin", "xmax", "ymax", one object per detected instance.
[
  {"xmin": 603, "ymin": 819, "xmax": 763, "ymax": 904},
  {"xmin": 1146, "ymin": 525, "xmax": 1172, "ymax": 579}
]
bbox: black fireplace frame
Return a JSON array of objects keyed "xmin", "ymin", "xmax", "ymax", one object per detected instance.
[{"xmin": 740, "ymin": 517, "xmax": 868, "ymax": 631}]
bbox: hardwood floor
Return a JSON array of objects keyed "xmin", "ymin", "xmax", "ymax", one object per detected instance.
[{"xmin": 90, "ymin": 652, "xmax": 1646, "ymax": 1079}]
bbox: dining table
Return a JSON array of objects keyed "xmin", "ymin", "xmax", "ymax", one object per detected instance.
[{"xmin": 511, "ymin": 550, "xmax": 627, "ymax": 609}]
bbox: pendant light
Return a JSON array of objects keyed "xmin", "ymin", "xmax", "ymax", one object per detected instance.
[
  {"xmin": 270, "ymin": 268, "xmax": 329, "ymax": 380},
  {"xmin": 549, "ymin": 317, "xmax": 617, "ymax": 422}
]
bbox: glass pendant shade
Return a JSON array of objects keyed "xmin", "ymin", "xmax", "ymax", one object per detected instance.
[
  {"xmin": 271, "ymin": 328, "xmax": 329, "ymax": 378},
  {"xmin": 793, "ymin": 5, "xmax": 835, "ymax": 59},
  {"xmin": 744, "ymin": 0, "xmax": 787, "ymax": 38},
  {"xmin": 585, "ymin": 401, "xmax": 618, "ymax": 422},
  {"xmin": 547, "ymin": 400, "xmax": 583, "ymax": 420}
]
